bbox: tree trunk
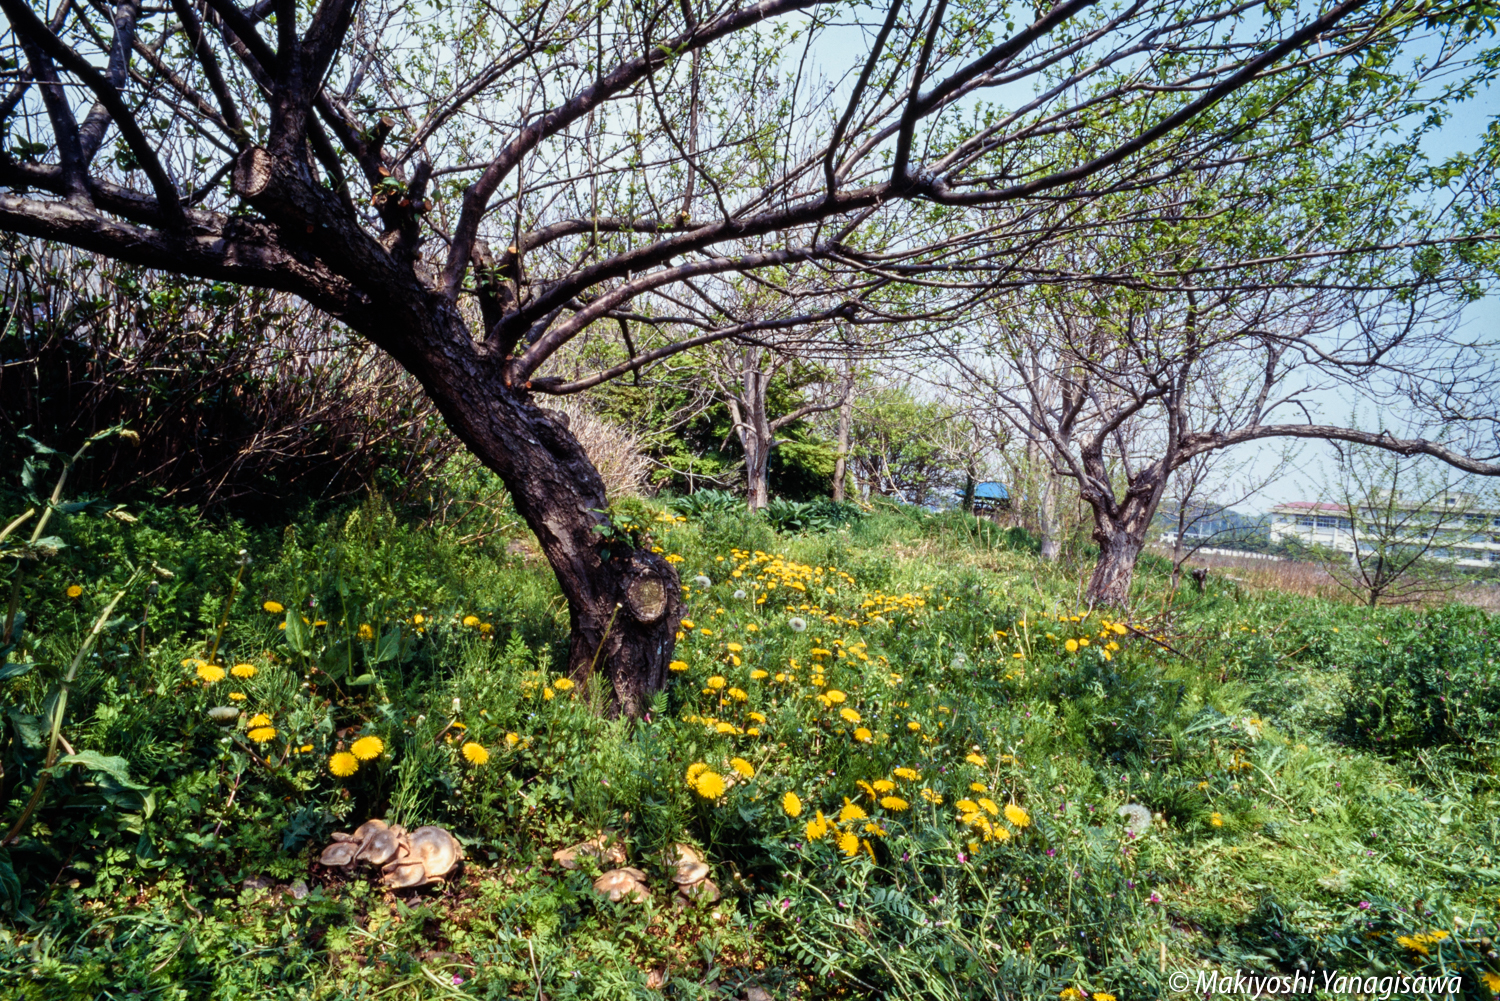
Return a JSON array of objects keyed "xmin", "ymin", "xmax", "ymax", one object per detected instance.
[
  {"xmin": 1037, "ymin": 475, "xmax": 1062, "ymax": 562},
  {"xmin": 961, "ymin": 472, "xmax": 976, "ymax": 513},
  {"xmin": 1086, "ymin": 529, "xmax": 1144, "ymax": 606},
  {"xmin": 735, "ymin": 349, "xmax": 772, "ymax": 512},
  {"xmin": 832, "ymin": 367, "xmax": 853, "ymax": 503}
]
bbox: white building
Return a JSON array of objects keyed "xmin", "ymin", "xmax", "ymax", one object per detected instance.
[{"xmin": 1268, "ymin": 496, "xmax": 1500, "ymax": 567}]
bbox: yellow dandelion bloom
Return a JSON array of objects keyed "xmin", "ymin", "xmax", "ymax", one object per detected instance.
[
  {"xmin": 965, "ymin": 752, "xmax": 986, "ymax": 767},
  {"xmin": 839, "ymin": 800, "xmax": 867, "ymax": 823},
  {"xmin": 554, "ymin": 678, "xmax": 575, "ymax": 691},
  {"xmin": 196, "ymin": 663, "xmax": 226, "ymax": 683},
  {"xmin": 65, "ymin": 584, "xmax": 83, "ymax": 599},
  {"xmin": 1060, "ymin": 989, "xmax": 1084, "ymax": 1000},
  {"xmin": 853, "ymin": 727, "xmax": 872, "ymax": 743},
  {"xmin": 920, "ymin": 788, "xmax": 943, "ymax": 805},
  {"xmin": 978, "ymin": 798, "xmax": 1000, "ymax": 816},
  {"xmin": 263, "ymin": 601, "xmax": 284, "ymax": 613},
  {"xmin": 247, "ymin": 726, "xmax": 277, "ymax": 743},
  {"xmin": 748, "ymin": 712, "xmax": 767, "ymax": 723},
  {"xmin": 1065, "ymin": 639, "xmax": 1079, "ymax": 653},
  {"xmin": 750, "ymin": 669, "xmax": 768, "ymax": 680},
  {"xmin": 462, "ymin": 614, "xmax": 480, "ymax": 627},
  {"xmin": 462, "ymin": 742, "xmax": 490, "ymax": 764},
  {"xmin": 805, "ymin": 812, "xmax": 829, "ymax": 840},
  {"xmin": 726, "ymin": 642, "xmax": 743, "ymax": 653},
  {"xmin": 357, "ymin": 623, "xmax": 375, "ymax": 641},
  {"xmin": 350, "ymin": 736, "xmax": 384, "ymax": 760},
  {"xmin": 248, "ymin": 713, "xmax": 272, "ymax": 728},
  {"xmin": 231, "ymin": 663, "xmax": 257, "ymax": 679},
  {"xmin": 907, "ymin": 721, "xmax": 921, "ymax": 732},
  {"xmin": 893, "ymin": 767, "xmax": 920, "ymax": 781},
  {"xmin": 680, "ymin": 618, "xmax": 695, "ymax": 629},
  {"xmin": 956, "ymin": 799, "xmax": 980, "ymax": 814},
  {"xmin": 825, "ymin": 689, "xmax": 847, "ymax": 704},
  {"xmin": 873, "ymin": 779, "xmax": 895, "ymax": 793},
  {"xmin": 880, "ymin": 796, "xmax": 909, "ymax": 812},
  {"xmin": 782, "ymin": 792, "xmax": 802, "ymax": 817},
  {"xmin": 707, "ymin": 675, "xmax": 727, "ymax": 690},
  {"xmin": 1210, "ymin": 812, "xmax": 1223, "ymax": 827},
  {"xmin": 543, "ymin": 687, "xmax": 555, "ymax": 700},
  {"xmin": 1004, "ymin": 803, "xmax": 1030, "ymax": 828},
  {"xmin": 228, "ymin": 691, "xmax": 247, "ymax": 701},
  {"xmin": 505, "ymin": 732, "xmax": 520, "ymax": 746},
  {"xmin": 729, "ymin": 757, "xmax": 754, "ymax": 779},
  {"xmin": 1095, "ymin": 993, "xmax": 1117, "ymax": 1001},
  {"xmin": 970, "ymin": 782, "xmax": 987, "ymax": 792},
  {"xmin": 669, "ymin": 660, "xmax": 689, "ymax": 672},
  {"xmin": 728, "ymin": 687, "xmax": 748, "ymax": 701},
  {"xmin": 687, "ymin": 762, "xmax": 708, "ymax": 786},
  {"xmin": 694, "ymin": 770, "xmax": 726, "ymax": 799},
  {"xmin": 329, "ymin": 751, "xmax": 359, "ymax": 776},
  {"xmin": 840, "ymin": 707, "xmax": 861, "ymax": 724},
  {"xmin": 1482, "ymin": 972, "xmax": 1500, "ymax": 992},
  {"xmin": 837, "ymin": 832, "xmax": 860, "ymax": 857}
]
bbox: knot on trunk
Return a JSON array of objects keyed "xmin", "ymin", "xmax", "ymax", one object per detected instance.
[{"xmin": 625, "ymin": 568, "xmax": 668, "ymax": 624}]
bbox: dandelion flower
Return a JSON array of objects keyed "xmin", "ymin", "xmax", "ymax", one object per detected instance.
[
  {"xmin": 782, "ymin": 792, "xmax": 802, "ymax": 817},
  {"xmin": 248, "ymin": 726, "xmax": 277, "ymax": 744},
  {"xmin": 1210, "ymin": 812, "xmax": 1223, "ymax": 827},
  {"xmin": 1065, "ymin": 639, "xmax": 1079, "ymax": 653},
  {"xmin": 1094, "ymin": 993, "xmax": 1117, "ymax": 1001},
  {"xmin": 462, "ymin": 615, "xmax": 480, "ymax": 627},
  {"xmin": 893, "ymin": 767, "xmax": 919, "ymax": 781},
  {"xmin": 706, "ymin": 675, "xmax": 726, "ymax": 690},
  {"xmin": 969, "ymin": 782, "xmax": 987, "ymax": 793},
  {"xmin": 750, "ymin": 669, "xmax": 768, "ymax": 680},
  {"xmin": 329, "ymin": 751, "xmax": 359, "ymax": 777},
  {"xmin": 805, "ymin": 812, "xmax": 829, "ymax": 840},
  {"xmin": 357, "ymin": 623, "xmax": 375, "ymax": 641},
  {"xmin": 955, "ymin": 799, "xmax": 980, "ymax": 814},
  {"xmin": 964, "ymin": 752, "xmax": 986, "ymax": 767},
  {"xmin": 669, "ymin": 660, "xmax": 689, "ymax": 672},
  {"xmin": 880, "ymin": 796, "xmax": 909, "ymax": 812},
  {"xmin": 350, "ymin": 735, "xmax": 385, "ymax": 760},
  {"xmin": 505, "ymin": 732, "xmax": 521, "ymax": 747},
  {"xmin": 694, "ymin": 575, "xmax": 712, "ymax": 588},
  {"xmin": 65, "ymin": 584, "xmax": 83, "ymax": 599},
  {"xmin": 920, "ymin": 788, "xmax": 943, "ymax": 805},
  {"xmin": 730, "ymin": 757, "xmax": 754, "ymax": 779},
  {"xmin": 839, "ymin": 800, "xmax": 867, "ymax": 823},
  {"xmin": 978, "ymin": 798, "xmax": 1000, "ymax": 816},
  {"xmin": 733, "ymin": 589, "xmax": 748, "ymax": 599},
  {"xmin": 207, "ymin": 706, "xmax": 239, "ymax": 722},
  {"xmin": 686, "ymin": 762, "xmax": 708, "ymax": 786},
  {"xmin": 873, "ymin": 779, "xmax": 895, "ymax": 793},
  {"xmin": 788, "ymin": 617, "xmax": 807, "ymax": 633},
  {"xmin": 231, "ymin": 663, "xmax": 257, "ymax": 679},
  {"xmin": 825, "ymin": 689, "xmax": 847, "ymax": 704},
  {"xmin": 1004, "ymin": 803, "xmax": 1030, "ymax": 828},
  {"xmin": 554, "ymin": 678, "xmax": 575, "ymax": 691},
  {"xmin": 462, "ymin": 742, "xmax": 490, "ymax": 764},
  {"xmin": 263, "ymin": 601, "xmax": 284, "ymax": 614},
  {"xmin": 248, "ymin": 713, "xmax": 272, "ymax": 728},
  {"xmin": 728, "ymin": 687, "xmax": 747, "ymax": 701},
  {"xmin": 839, "ymin": 707, "xmax": 861, "ymax": 724},
  {"xmin": 543, "ymin": 687, "xmax": 555, "ymax": 700},
  {"xmin": 196, "ymin": 663, "xmax": 226, "ymax": 683},
  {"xmin": 907, "ymin": 721, "xmax": 921, "ymax": 732},
  {"xmin": 853, "ymin": 727, "xmax": 872, "ymax": 743},
  {"xmin": 694, "ymin": 770, "xmax": 726, "ymax": 799}
]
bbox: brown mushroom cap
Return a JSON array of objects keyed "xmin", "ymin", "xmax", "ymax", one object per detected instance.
[
  {"xmin": 407, "ymin": 826, "xmax": 463, "ymax": 880},
  {"xmin": 593, "ymin": 867, "xmax": 650, "ymax": 903},
  {"xmin": 673, "ymin": 877, "xmax": 721, "ymax": 907},
  {"xmin": 356, "ymin": 826, "xmax": 403, "ymax": 867},
  {"xmin": 671, "ymin": 861, "xmax": 710, "ymax": 886},
  {"xmin": 351, "ymin": 819, "xmax": 389, "ymax": 841},
  {"xmin": 318, "ymin": 841, "xmax": 360, "ymax": 868},
  {"xmin": 554, "ymin": 831, "xmax": 627, "ymax": 869},
  {"xmin": 381, "ymin": 861, "xmax": 428, "ymax": 889}
]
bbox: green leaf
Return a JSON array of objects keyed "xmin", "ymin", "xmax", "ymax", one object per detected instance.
[
  {"xmin": 51, "ymin": 751, "xmax": 147, "ymax": 790},
  {"xmin": 370, "ymin": 626, "xmax": 401, "ymax": 665},
  {"xmin": 0, "ymin": 662, "xmax": 35, "ymax": 682},
  {"xmin": 346, "ymin": 673, "xmax": 378, "ymax": 687},
  {"xmin": 284, "ymin": 608, "xmax": 310, "ymax": 655}
]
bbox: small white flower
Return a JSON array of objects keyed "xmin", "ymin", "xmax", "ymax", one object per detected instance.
[
  {"xmin": 733, "ymin": 589, "xmax": 747, "ymax": 600},
  {"xmin": 788, "ymin": 617, "xmax": 807, "ymax": 633},
  {"xmin": 694, "ymin": 575, "xmax": 712, "ymax": 588},
  {"xmin": 1118, "ymin": 803, "xmax": 1152, "ymax": 837}
]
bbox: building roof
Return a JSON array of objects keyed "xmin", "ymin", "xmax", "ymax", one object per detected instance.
[
  {"xmin": 1270, "ymin": 501, "xmax": 1343, "ymax": 513},
  {"xmin": 970, "ymin": 481, "xmax": 1009, "ymax": 501}
]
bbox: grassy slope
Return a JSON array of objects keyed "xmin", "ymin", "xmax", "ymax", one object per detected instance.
[{"xmin": 0, "ymin": 497, "xmax": 1495, "ymax": 1000}]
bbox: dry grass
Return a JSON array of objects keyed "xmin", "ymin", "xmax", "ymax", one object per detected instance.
[
  {"xmin": 1155, "ymin": 545, "xmax": 1500, "ymax": 610},
  {"xmin": 549, "ymin": 398, "xmax": 651, "ymax": 499}
]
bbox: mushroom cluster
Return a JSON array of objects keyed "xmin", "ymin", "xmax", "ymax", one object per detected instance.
[
  {"xmin": 317, "ymin": 819, "xmax": 463, "ymax": 889},
  {"xmin": 583, "ymin": 842, "xmax": 720, "ymax": 908},
  {"xmin": 666, "ymin": 844, "xmax": 720, "ymax": 908}
]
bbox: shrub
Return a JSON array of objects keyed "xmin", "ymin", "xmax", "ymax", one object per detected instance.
[{"xmin": 1340, "ymin": 604, "xmax": 1500, "ymax": 751}]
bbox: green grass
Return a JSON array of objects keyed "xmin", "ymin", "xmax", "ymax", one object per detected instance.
[{"xmin": 1, "ymin": 493, "xmax": 1497, "ymax": 999}]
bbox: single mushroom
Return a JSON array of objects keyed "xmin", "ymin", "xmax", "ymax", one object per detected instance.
[
  {"xmin": 407, "ymin": 826, "xmax": 464, "ymax": 882},
  {"xmin": 318, "ymin": 840, "xmax": 360, "ymax": 868},
  {"xmin": 666, "ymin": 844, "xmax": 718, "ymax": 907},
  {"xmin": 673, "ymin": 877, "xmax": 721, "ymax": 908},
  {"xmin": 356, "ymin": 824, "xmax": 405, "ymax": 867},
  {"xmin": 553, "ymin": 831, "xmax": 627, "ymax": 870},
  {"xmin": 593, "ymin": 867, "xmax": 650, "ymax": 904},
  {"xmin": 351, "ymin": 818, "xmax": 389, "ymax": 841},
  {"xmin": 381, "ymin": 861, "xmax": 428, "ymax": 889}
]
